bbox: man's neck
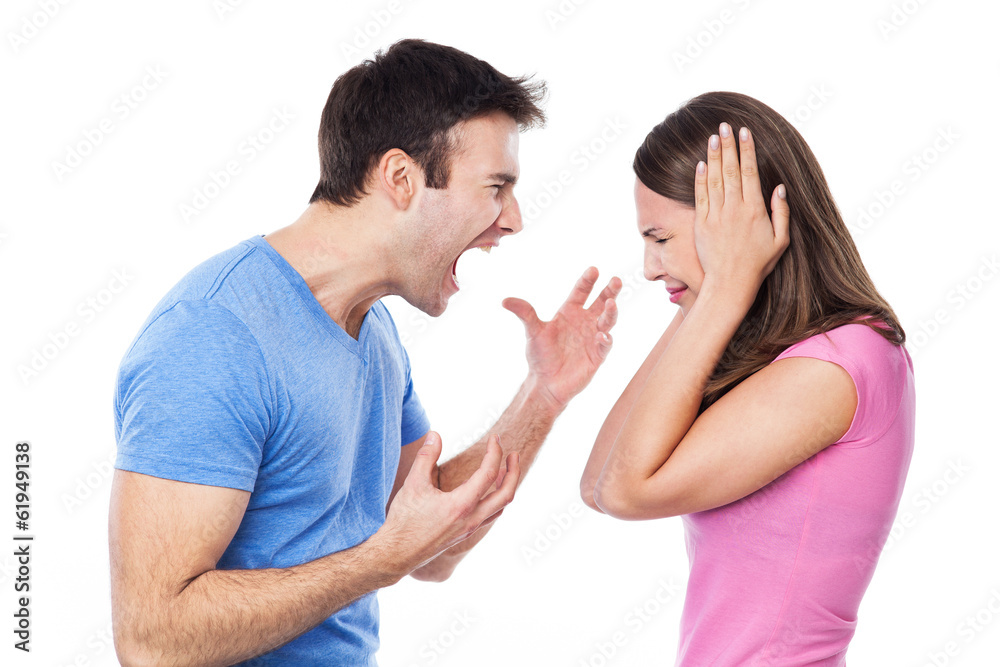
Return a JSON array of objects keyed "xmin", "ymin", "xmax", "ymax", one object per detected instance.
[{"xmin": 264, "ymin": 201, "xmax": 399, "ymax": 340}]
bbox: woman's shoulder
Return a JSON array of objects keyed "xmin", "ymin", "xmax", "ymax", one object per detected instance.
[
  {"xmin": 774, "ymin": 318, "xmax": 905, "ymax": 366},
  {"xmin": 771, "ymin": 319, "xmax": 913, "ymax": 445}
]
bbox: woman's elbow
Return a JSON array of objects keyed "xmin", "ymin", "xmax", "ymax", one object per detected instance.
[
  {"xmin": 592, "ymin": 483, "xmax": 635, "ymax": 519},
  {"xmin": 593, "ymin": 482, "xmax": 676, "ymax": 520},
  {"xmin": 579, "ymin": 476, "xmax": 604, "ymax": 514}
]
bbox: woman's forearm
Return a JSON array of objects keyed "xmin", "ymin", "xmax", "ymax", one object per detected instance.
[
  {"xmin": 594, "ymin": 283, "xmax": 751, "ymax": 515},
  {"xmin": 581, "ymin": 308, "xmax": 684, "ymax": 511}
]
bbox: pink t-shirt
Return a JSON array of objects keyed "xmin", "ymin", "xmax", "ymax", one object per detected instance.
[{"xmin": 677, "ymin": 321, "xmax": 916, "ymax": 666}]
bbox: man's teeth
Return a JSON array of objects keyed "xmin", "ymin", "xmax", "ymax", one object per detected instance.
[{"xmin": 479, "ymin": 246, "xmax": 492, "ymax": 254}]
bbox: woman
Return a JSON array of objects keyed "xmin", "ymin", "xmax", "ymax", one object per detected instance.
[{"xmin": 580, "ymin": 92, "xmax": 915, "ymax": 665}]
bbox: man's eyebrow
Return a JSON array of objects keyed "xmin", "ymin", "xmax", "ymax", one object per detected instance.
[
  {"xmin": 487, "ymin": 172, "xmax": 518, "ymax": 185},
  {"xmin": 641, "ymin": 227, "xmax": 659, "ymax": 237}
]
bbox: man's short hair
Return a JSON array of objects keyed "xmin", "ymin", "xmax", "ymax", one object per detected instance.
[{"xmin": 309, "ymin": 39, "xmax": 546, "ymax": 206}]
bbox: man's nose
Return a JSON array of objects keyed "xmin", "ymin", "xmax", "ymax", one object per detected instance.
[{"xmin": 498, "ymin": 192, "xmax": 523, "ymax": 235}]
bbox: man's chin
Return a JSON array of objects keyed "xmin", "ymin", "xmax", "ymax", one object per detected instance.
[{"xmin": 401, "ymin": 291, "xmax": 448, "ymax": 319}]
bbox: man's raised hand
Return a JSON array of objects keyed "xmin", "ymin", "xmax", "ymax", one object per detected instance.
[{"xmin": 502, "ymin": 267, "xmax": 622, "ymax": 410}]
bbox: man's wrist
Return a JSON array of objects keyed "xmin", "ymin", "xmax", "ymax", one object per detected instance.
[
  {"xmin": 524, "ymin": 374, "xmax": 567, "ymax": 418},
  {"xmin": 361, "ymin": 527, "xmax": 413, "ymax": 587}
]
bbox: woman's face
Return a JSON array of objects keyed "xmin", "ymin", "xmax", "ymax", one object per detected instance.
[{"xmin": 634, "ymin": 177, "xmax": 705, "ymax": 314}]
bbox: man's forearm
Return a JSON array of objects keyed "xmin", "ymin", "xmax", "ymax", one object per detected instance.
[
  {"xmin": 115, "ymin": 534, "xmax": 405, "ymax": 667},
  {"xmin": 412, "ymin": 375, "xmax": 563, "ymax": 579}
]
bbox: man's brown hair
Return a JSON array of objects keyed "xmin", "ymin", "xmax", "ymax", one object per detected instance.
[{"xmin": 310, "ymin": 39, "xmax": 546, "ymax": 206}]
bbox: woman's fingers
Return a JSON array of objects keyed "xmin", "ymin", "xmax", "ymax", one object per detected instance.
[
  {"xmin": 719, "ymin": 123, "xmax": 742, "ymax": 204},
  {"xmin": 694, "ymin": 159, "xmax": 709, "ymax": 222},
  {"xmin": 770, "ymin": 184, "xmax": 791, "ymax": 249},
  {"xmin": 706, "ymin": 131, "xmax": 725, "ymax": 213},
  {"xmin": 738, "ymin": 126, "xmax": 765, "ymax": 207}
]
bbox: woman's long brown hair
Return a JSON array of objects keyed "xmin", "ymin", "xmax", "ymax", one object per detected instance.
[{"xmin": 633, "ymin": 91, "xmax": 906, "ymax": 413}]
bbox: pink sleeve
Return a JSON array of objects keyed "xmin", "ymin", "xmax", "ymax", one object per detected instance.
[{"xmin": 771, "ymin": 324, "xmax": 909, "ymax": 447}]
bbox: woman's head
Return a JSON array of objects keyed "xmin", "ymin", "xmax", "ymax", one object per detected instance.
[{"xmin": 633, "ymin": 91, "xmax": 906, "ymax": 412}]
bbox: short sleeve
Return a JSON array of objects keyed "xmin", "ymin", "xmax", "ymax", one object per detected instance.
[
  {"xmin": 771, "ymin": 324, "xmax": 905, "ymax": 446},
  {"xmin": 113, "ymin": 300, "xmax": 271, "ymax": 491},
  {"xmin": 771, "ymin": 329, "xmax": 867, "ymax": 444},
  {"xmin": 398, "ymin": 341, "xmax": 431, "ymax": 446}
]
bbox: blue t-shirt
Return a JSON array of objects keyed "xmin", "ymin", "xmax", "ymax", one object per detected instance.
[{"xmin": 113, "ymin": 235, "xmax": 431, "ymax": 665}]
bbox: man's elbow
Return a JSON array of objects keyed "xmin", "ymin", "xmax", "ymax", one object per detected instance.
[
  {"xmin": 113, "ymin": 608, "xmax": 183, "ymax": 667},
  {"xmin": 114, "ymin": 631, "xmax": 162, "ymax": 667}
]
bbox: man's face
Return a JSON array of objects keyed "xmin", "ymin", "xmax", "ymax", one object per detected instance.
[{"xmin": 403, "ymin": 111, "xmax": 523, "ymax": 316}]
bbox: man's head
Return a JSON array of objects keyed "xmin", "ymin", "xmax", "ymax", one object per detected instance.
[
  {"xmin": 310, "ymin": 38, "xmax": 546, "ymax": 206},
  {"xmin": 309, "ymin": 39, "xmax": 546, "ymax": 316}
]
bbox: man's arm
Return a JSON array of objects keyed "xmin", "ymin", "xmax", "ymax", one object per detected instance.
[
  {"xmin": 389, "ymin": 267, "xmax": 622, "ymax": 581},
  {"xmin": 580, "ymin": 308, "xmax": 684, "ymax": 512},
  {"xmin": 111, "ymin": 432, "xmax": 518, "ymax": 667},
  {"xmin": 400, "ymin": 375, "xmax": 562, "ymax": 582}
]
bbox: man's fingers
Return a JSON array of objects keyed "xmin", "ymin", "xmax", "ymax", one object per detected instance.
[
  {"xmin": 477, "ymin": 506, "xmax": 505, "ymax": 529},
  {"xmin": 468, "ymin": 451, "xmax": 520, "ymax": 528},
  {"xmin": 565, "ymin": 266, "xmax": 600, "ymax": 309},
  {"xmin": 502, "ymin": 297, "xmax": 542, "ymax": 334},
  {"xmin": 453, "ymin": 435, "xmax": 505, "ymax": 505},
  {"xmin": 596, "ymin": 297, "xmax": 618, "ymax": 333},
  {"xmin": 594, "ymin": 331, "xmax": 613, "ymax": 362},
  {"xmin": 586, "ymin": 276, "xmax": 622, "ymax": 314},
  {"xmin": 408, "ymin": 431, "xmax": 442, "ymax": 487},
  {"xmin": 494, "ymin": 464, "xmax": 507, "ymax": 491}
]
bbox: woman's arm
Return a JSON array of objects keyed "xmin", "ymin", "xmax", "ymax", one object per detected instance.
[
  {"xmin": 593, "ymin": 281, "xmax": 753, "ymax": 517},
  {"xmin": 580, "ymin": 308, "xmax": 684, "ymax": 512},
  {"xmin": 595, "ymin": 122, "xmax": 807, "ymax": 519},
  {"xmin": 594, "ymin": 329, "xmax": 857, "ymax": 519}
]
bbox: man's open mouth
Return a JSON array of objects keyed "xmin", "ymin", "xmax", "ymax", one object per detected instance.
[{"xmin": 452, "ymin": 244, "xmax": 494, "ymax": 283}]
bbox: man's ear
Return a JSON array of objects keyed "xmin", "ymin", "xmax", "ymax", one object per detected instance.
[{"xmin": 375, "ymin": 149, "xmax": 421, "ymax": 210}]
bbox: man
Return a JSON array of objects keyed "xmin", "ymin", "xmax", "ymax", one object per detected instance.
[{"xmin": 109, "ymin": 39, "xmax": 620, "ymax": 666}]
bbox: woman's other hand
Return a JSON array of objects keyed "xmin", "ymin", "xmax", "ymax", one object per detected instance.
[{"xmin": 693, "ymin": 123, "xmax": 790, "ymax": 302}]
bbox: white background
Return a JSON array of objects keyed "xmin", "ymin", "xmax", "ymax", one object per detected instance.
[{"xmin": 2, "ymin": 0, "xmax": 998, "ymax": 665}]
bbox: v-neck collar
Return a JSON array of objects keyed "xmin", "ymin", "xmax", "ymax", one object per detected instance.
[{"xmin": 248, "ymin": 235, "xmax": 374, "ymax": 358}]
